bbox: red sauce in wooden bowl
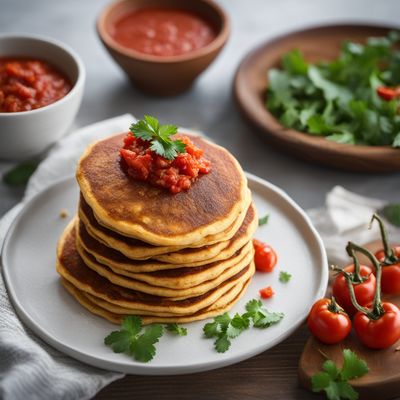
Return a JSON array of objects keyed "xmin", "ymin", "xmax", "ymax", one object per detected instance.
[
  {"xmin": 110, "ymin": 7, "xmax": 217, "ymax": 57},
  {"xmin": 0, "ymin": 58, "xmax": 71, "ymax": 113}
]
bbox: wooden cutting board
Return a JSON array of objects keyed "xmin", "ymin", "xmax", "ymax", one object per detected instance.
[{"xmin": 298, "ymin": 241, "xmax": 400, "ymax": 399}]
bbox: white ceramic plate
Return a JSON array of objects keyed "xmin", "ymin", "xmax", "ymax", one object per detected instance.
[{"xmin": 1, "ymin": 174, "xmax": 328, "ymax": 375}]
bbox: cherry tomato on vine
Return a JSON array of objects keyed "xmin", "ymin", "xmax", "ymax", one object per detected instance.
[
  {"xmin": 253, "ymin": 239, "xmax": 277, "ymax": 272},
  {"xmin": 353, "ymin": 302, "xmax": 400, "ymax": 349},
  {"xmin": 307, "ymin": 298, "xmax": 351, "ymax": 344},
  {"xmin": 332, "ymin": 264, "xmax": 376, "ymax": 317},
  {"xmin": 375, "ymin": 246, "xmax": 400, "ymax": 295}
]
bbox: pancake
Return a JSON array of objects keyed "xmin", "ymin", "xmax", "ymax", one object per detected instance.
[
  {"xmin": 77, "ymin": 203, "xmax": 257, "ymax": 272},
  {"xmin": 78, "ymin": 239, "xmax": 254, "ymax": 296},
  {"xmin": 62, "ymin": 277, "xmax": 251, "ymax": 325},
  {"xmin": 56, "ymin": 219, "xmax": 255, "ymax": 314},
  {"xmin": 78, "ymin": 190, "xmax": 251, "ymax": 260},
  {"xmin": 62, "ymin": 272, "xmax": 248, "ymax": 317},
  {"xmin": 76, "ymin": 134, "xmax": 249, "ymax": 246}
]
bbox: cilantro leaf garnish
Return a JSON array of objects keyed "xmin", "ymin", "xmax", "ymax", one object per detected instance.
[
  {"xmin": 258, "ymin": 214, "xmax": 269, "ymax": 226},
  {"xmin": 243, "ymin": 299, "xmax": 284, "ymax": 328},
  {"xmin": 165, "ymin": 323, "xmax": 187, "ymax": 336},
  {"xmin": 130, "ymin": 115, "xmax": 186, "ymax": 160},
  {"xmin": 279, "ymin": 271, "xmax": 292, "ymax": 283},
  {"xmin": 104, "ymin": 316, "xmax": 164, "ymax": 362},
  {"xmin": 203, "ymin": 312, "xmax": 250, "ymax": 353},
  {"xmin": 203, "ymin": 300, "xmax": 283, "ymax": 353},
  {"xmin": 311, "ymin": 349, "xmax": 369, "ymax": 400}
]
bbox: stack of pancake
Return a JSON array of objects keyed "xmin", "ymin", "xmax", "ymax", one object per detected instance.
[{"xmin": 56, "ymin": 133, "xmax": 257, "ymax": 324}]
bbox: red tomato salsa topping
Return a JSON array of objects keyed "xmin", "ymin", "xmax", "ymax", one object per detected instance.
[
  {"xmin": 120, "ymin": 133, "xmax": 211, "ymax": 193},
  {"xmin": 110, "ymin": 7, "xmax": 217, "ymax": 57},
  {"xmin": 0, "ymin": 58, "xmax": 71, "ymax": 113}
]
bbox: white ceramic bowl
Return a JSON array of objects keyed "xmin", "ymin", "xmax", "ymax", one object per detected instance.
[{"xmin": 0, "ymin": 35, "xmax": 85, "ymax": 160}]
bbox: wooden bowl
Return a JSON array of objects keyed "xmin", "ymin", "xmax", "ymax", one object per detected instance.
[
  {"xmin": 97, "ymin": 0, "xmax": 230, "ymax": 96},
  {"xmin": 234, "ymin": 24, "xmax": 400, "ymax": 173}
]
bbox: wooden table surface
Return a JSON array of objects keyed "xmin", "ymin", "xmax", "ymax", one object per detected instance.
[{"xmin": 95, "ymin": 324, "xmax": 316, "ymax": 400}]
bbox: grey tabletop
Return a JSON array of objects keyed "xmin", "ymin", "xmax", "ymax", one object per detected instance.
[{"xmin": 1, "ymin": 0, "xmax": 400, "ymax": 216}]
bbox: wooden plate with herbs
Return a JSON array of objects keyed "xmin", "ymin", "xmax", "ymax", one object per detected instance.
[{"xmin": 234, "ymin": 24, "xmax": 400, "ymax": 173}]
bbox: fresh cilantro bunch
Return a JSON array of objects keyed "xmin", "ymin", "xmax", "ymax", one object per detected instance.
[
  {"xmin": 104, "ymin": 316, "xmax": 186, "ymax": 362},
  {"xmin": 130, "ymin": 115, "xmax": 186, "ymax": 160},
  {"xmin": 203, "ymin": 299, "xmax": 284, "ymax": 353},
  {"xmin": 267, "ymin": 31, "xmax": 400, "ymax": 147},
  {"xmin": 312, "ymin": 349, "xmax": 369, "ymax": 400}
]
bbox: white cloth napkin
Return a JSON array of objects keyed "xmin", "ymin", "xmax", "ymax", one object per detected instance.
[
  {"xmin": 0, "ymin": 115, "xmax": 134, "ymax": 400},
  {"xmin": 0, "ymin": 114, "xmax": 398, "ymax": 400}
]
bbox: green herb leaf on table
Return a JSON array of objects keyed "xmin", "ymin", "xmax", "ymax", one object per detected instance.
[
  {"xmin": 258, "ymin": 214, "xmax": 269, "ymax": 226},
  {"xmin": 130, "ymin": 115, "xmax": 186, "ymax": 160},
  {"xmin": 104, "ymin": 316, "xmax": 164, "ymax": 363},
  {"xmin": 266, "ymin": 31, "xmax": 400, "ymax": 147},
  {"xmin": 311, "ymin": 349, "xmax": 369, "ymax": 400},
  {"xmin": 165, "ymin": 323, "xmax": 187, "ymax": 336},
  {"xmin": 279, "ymin": 271, "xmax": 292, "ymax": 283},
  {"xmin": 382, "ymin": 203, "xmax": 400, "ymax": 227},
  {"xmin": 2, "ymin": 160, "xmax": 40, "ymax": 186}
]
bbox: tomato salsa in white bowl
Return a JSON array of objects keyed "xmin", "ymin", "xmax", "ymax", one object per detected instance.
[
  {"xmin": 0, "ymin": 34, "xmax": 85, "ymax": 161},
  {"xmin": 97, "ymin": 0, "xmax": 230, "ymax": 96}
]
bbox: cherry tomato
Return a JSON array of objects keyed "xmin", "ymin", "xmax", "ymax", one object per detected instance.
[
  {"xmin": 259, "ymin": 286, "xmax": 274, "ymax": 299},
  {"xmin": 376, "ymin": 86, "xmax": 398, "ymax": 101},
  {"xmin": 253, "ymin": 239, "xmax": 277, "ymax": 272},
  {"xmin": 307, "ymin": 298, "xmax": 351, "ymax": 344},
  {"xmin": 353, "ymin": 302, "xmax": 400, "ymax": 349},
  {"xmin": 332, "ymin": 264, "xmax": 376, "ymax": 317},
  {"xmin": 375, "ymin": 246, "xmax": 400, "ymax": 295}
]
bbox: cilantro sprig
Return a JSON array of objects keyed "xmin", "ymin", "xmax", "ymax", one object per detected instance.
[
  {"xmin": 104, "ymin": 316, "xmax": 186, "ymax": 362},
  {"xmin": 130, "ymin": 115, "xmax": 186, "ymax": 160},
  {"xmin": 165, "ymin": 323, "xmax": 188, "ymax": 336},
  {"xmin": 203, "ymin": 299, "xmax": 284, "ymax": 353},
  {"xmin": 311, "ymin": 349, "xmax": 369, "ymax": 400},
  {"xmin": 279, "ymin": 271, "xmax": 292, "ymax": 283}
]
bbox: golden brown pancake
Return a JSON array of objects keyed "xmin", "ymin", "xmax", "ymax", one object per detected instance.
[
  {"xmin": 78, "ymin": 189, "xmax": 251, "ymax": 260},
  {"xmin": 76, "ymin": 134, "xmax": 249, "ymax": 246},
  {"xmin": 77, "ymin": 203, "xmax": 257, "ymax": 272},
  {"xmin": 78, "ymin": 239, "xmax": 254, "ymax": 297},
  {"xmin": 62, "ymin": 277, "xmax": 251, "ymax": 325},
  {"xmin": 62, "ymin": 273, "xmax": 248, "ymax": 317},
  {"xmin": 56, "ymin": 219, "xmax": 255, "ymax": 315}
]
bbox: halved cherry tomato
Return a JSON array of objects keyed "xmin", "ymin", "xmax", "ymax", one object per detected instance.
[
  {"xmin": 376, "ymin": 86, "xmax": 398, "ymax": 101},
  {"xmin": 259, "ymin": 286, "xmax": 274, "ymax": 299},
  {"xmin": 253, "ymin": 239, "xmax": 277, "ymax": 272},
  {"xmin": 307, "ymin": 298, "xmax": 351, "ymax": 344},
  {"xmin": 332, "ymin": 264, "xmax": 376, "ymax": 317},
  {"xmin": 375, "ymin": 246, "xmax": 400, "ymax": 295},
  {"xmin": 353, "ymin": 302, "xmax": 400, "ymax": 349}
]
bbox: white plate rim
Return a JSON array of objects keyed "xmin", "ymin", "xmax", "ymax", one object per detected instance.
[{"xmin": 1, "ymin": 173, "xmax": 328, "ymax": 375}]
